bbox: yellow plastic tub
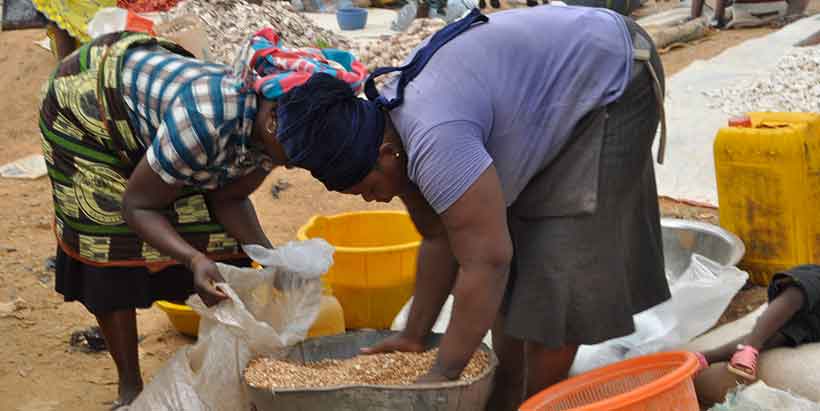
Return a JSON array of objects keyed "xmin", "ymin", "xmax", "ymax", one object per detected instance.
[
  {"xmin": 155, "ymin": 296, "xmax": 346, "ymax": 339},
  {"xmin": 714, "ymin": 112, "xmax": 820, "ymax": 285},
  {"xmin": 298, "ymin": 211, "xmax": 422, "ymax": 330},
  {"xmin": 155, "ymin": 300, "xmax": 200, "ymax": 338}
]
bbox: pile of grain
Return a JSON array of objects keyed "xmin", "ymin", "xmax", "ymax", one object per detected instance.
[
  {"xmin": 245, "ymin": 349, "xmax": 490, "ymax": 389},
  {"xmin": 703, "ymin": 46, "xmax": 820, "ymax": 115},
  {"xmin": 164, "ymin": 0, "xmax": 351, "ymax": 64}
]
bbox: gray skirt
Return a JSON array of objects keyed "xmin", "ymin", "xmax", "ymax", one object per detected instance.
[{"xmin": 501, "ymin": 21, "xmax": 671, "ymax": 348}]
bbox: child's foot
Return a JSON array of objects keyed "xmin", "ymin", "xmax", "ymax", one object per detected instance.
[
  {"xmin": 694, "ymin": 352, "xmax": 709, "ymax": 372},
  {"xmin": 727, "ymin": 344, "xmax": 759, "ymax": 382}
]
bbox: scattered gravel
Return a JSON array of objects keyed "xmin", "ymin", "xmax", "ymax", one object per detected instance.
[{"xmin": 704, "ymin": 46, "xmax": 820, "ymax": 115}]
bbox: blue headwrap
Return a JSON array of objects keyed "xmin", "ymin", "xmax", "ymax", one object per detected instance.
[
  {"xmin": 276, "ymin": 9, "xmax": 488, "ymax": 192},
  {"xmin": 276, "ymin": 73, "xmax": 386, "ymax": 192}
]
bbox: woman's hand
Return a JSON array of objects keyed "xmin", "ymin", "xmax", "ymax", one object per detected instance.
[
  {"xmin": 189, "ymin": 253, "xmax": 228, "ymax": 306},
  {"xmin": 360, "ymin": 332, "xmax": 426, "ymax": 355}
]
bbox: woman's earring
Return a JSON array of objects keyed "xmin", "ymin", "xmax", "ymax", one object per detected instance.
[{"xmin": 395, "ymin": 152, "xmax": 401, "ymax": 158}]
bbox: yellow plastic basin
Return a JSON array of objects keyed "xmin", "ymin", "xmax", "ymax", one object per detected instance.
[
  {"xmin": 155, "ymin": 300, "xmax": 200, "ymax": 338},
  {"xmin": 297, "ymin": 211, "xmax": 422, "ymax": 330},
  {"xmin": 155, "ymin": 295, "xmax": 346, "ymax": 339},
  {"xmin": 155, "ymin": 258, "xmax": 346, "ymax": 338}
]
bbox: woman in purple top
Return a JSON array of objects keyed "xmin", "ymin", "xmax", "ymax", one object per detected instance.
[{"xmin": 273, "ymin": 6, "xmax": 670, "ymax": 409}]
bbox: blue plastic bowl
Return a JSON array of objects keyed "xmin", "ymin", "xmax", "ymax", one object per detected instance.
[{"xmin": 336, "ymin": 7, "xmax": 368, "ymax": 31}]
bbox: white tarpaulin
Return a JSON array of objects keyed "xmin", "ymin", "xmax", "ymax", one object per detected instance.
[{"xmin": 653, "ymin": 16, "xmax": 820, "ymax": 206}]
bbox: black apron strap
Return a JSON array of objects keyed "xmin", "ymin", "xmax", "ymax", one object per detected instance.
[{"xmin": 364, "ymin": 8, "xmax": 489, "ymax": 110}]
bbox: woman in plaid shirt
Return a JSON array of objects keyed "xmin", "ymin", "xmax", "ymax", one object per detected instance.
[{"xmin": 38, "ymin": 28, "xmax": 364, "ymax": 407}]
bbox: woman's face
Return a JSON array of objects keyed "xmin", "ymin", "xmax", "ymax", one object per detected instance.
[{"xmin": 342, "ymin": 143, "xmax": 409, "ymax": 203}]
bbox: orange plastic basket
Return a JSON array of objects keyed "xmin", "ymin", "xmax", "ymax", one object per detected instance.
[{"xmin": 519, "ymin": 352, "xmax": 699, "ymax": 411}]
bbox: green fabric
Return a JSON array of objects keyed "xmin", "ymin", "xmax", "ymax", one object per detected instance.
[{"xmin": 40, "ymin": 32, "xmax": 242, "ymax": 266}]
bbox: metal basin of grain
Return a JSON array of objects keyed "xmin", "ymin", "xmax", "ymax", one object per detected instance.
[{"xmin": 245, "ymin": 330, "xmax": 497, "ymax": 411}]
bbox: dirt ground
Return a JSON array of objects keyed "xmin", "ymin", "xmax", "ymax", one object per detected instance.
[{"xmin": 0, "ymin": 5, "xmax": 814, "ymax": 409}]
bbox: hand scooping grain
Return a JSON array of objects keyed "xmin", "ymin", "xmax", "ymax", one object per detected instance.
[{"xmin": 244, "ymin": 349, "xmax": 490, "ymax": 389}]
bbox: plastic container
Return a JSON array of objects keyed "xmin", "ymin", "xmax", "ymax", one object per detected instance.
[
  {"xmin": 156, "ymin": 261, "xmax": 346, "ymax": 338},
  {"xmin": 298, "ymin": 211, "xmax": 422, "ymax": 329},
  {"xmin": 307, "ymin": 295, "xmax": 346, "ymax": 338},
  {"xmin": 155, "ymin": 300, "xmax": 200, "ymax": 337},
  {"xmin": 520, "ymin": 352, "xmax": 699, "ymax": 411},
  {"xmin": 336, "ymin": 7, "xmax": 368, "ymax": 31},
  {"xmin": 155, "ymin": 296, "xmax": 345, "ymax": 339},
  {"xmin": 714, "ymin": 112, "xmax": 820, "ymax": 286}
]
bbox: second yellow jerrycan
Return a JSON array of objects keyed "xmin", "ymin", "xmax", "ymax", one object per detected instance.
[
  {"xmin": 251, "ymin": 261, "xmax": 346, "ymax": 338},
  {"xmin": 714, "ymin": 112, "xmax": 820, "ymax": 286},
  {"xmin": 307, "ymin": 293, "xmax": 346, "ymax": 338}
]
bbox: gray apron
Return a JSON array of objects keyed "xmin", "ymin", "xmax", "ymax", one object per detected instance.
[{"xmin": 502, "ymin": 19, "xmax": 671, "ymax": 348}]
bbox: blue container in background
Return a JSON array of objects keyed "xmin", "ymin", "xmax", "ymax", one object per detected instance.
[{"xmin": 336, "ymin": 7, "xmax": 368, "ymax": 31}]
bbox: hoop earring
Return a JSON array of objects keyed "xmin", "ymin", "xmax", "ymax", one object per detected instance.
[{"xmin": 266, "ymin": 118, "xmax": 277, "ymax": 135}]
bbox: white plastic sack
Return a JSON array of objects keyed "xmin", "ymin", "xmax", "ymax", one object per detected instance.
[
  {"xmin": 570, "ymin": 254, "xmax": 748, "ymax": 375},
  {"xmin": 125, "ymin": 239, "xmax": 333, "ymax": 411},
  {"xmin": 391, "ymin": 295, "xmax": 494, "ymax": 347},
  {"xmin": 0, "ymin": 154, "xmax": 46, "ymax": 179},
  {"xmin": 709, "ymin": 381, "xmax": 820, "ymax": 411}
]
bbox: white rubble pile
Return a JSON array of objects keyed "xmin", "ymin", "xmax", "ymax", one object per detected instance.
[
  {"xmin": 704, "ymin": 46, "xmax": 820, "ymax": 115},
  {"xmin": 165, "ymin": 0, "xmax": 351, "ymax": 64}
]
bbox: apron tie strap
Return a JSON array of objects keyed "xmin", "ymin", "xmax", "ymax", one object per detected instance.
[
  {"xmin": 364, "ymin": 8, "xmax": 489, "ymax": 110},
  {"xmin": 632, "ymin": 34, "xmax": 667, "ymax": 165}
]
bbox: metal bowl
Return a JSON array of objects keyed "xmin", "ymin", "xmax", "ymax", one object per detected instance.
[
  {"xmin": 661, "ymin": 218, "xmax": 745, "ymax": 279},
  {"xmin": 246, "ymin": 330, "xmax": 497, "ymax": 411}
]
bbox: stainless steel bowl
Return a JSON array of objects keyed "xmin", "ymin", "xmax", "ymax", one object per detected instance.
[{"xmin": 661, "ymin": 218, "xmax": 745, "ymax": 279}]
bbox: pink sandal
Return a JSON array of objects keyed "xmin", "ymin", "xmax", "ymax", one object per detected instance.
[
  {"xmin": 727, "ymin": 345, "xmax": 759, "ymax": 381},
  {"xmin": 694, "ymin": 352, "xmax": 709, "ymax": 372}
]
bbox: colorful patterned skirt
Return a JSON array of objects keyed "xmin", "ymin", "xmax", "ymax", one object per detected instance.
[{"xmin": 39, "ymin": 32, "xmax": 246, "ymax": 312}]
